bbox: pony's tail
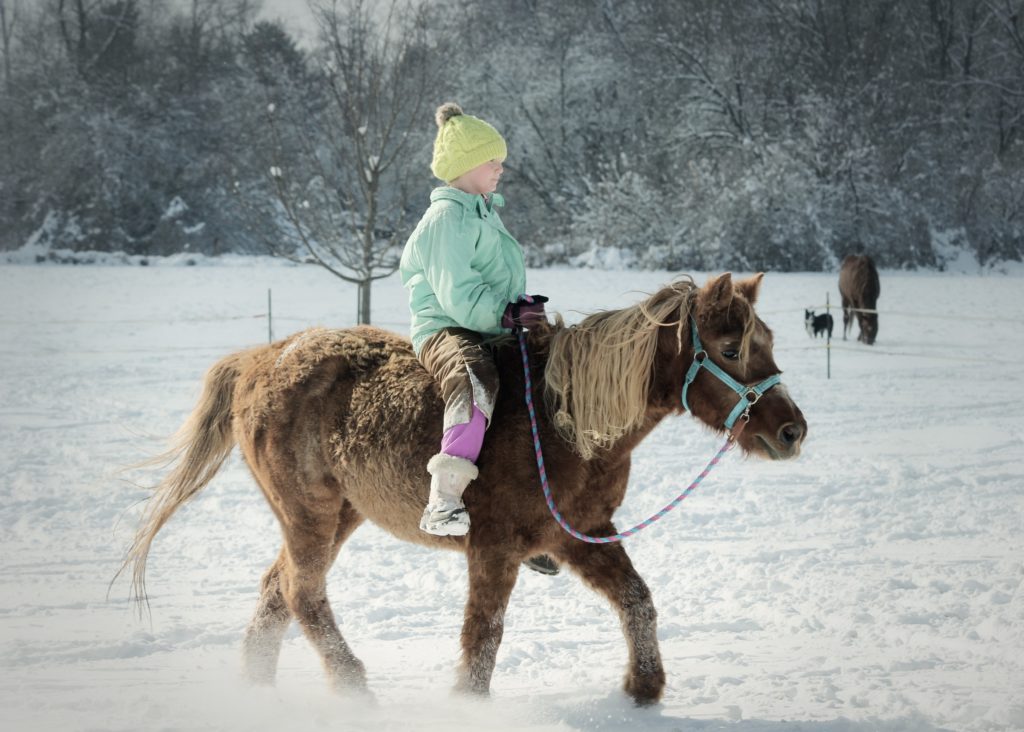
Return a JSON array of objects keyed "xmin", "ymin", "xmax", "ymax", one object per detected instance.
[{"xmin": 115, "ymin": 352, "xmax": 244, "ymax": 612}]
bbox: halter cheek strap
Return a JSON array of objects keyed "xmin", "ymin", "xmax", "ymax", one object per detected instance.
[{"xmin": 681, "ymin": 318, "xmax": 782, "ymax": 432}]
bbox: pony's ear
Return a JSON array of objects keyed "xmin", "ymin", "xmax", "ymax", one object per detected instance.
[
  {"xmin": 736, "ymin": 272, "xmax": 764, "ymax": 305},
  {"xmin": 701, "ymin": 272, "xmax": 734, "ymax": 308}
]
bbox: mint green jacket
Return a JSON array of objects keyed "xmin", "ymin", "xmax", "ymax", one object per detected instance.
[{"xmin": 400, "ymin": 187, "xmax": 527, "ymax": 354}]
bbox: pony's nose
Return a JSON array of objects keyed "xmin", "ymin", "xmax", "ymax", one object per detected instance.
[{"xmin": 778, "ymin": 422, "xmax": 803, "ymax": 447}]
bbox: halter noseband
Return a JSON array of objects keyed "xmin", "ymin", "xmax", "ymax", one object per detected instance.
[{"xmin": 681, "ymin": 317, "xmax": 782, "ymax": 434}]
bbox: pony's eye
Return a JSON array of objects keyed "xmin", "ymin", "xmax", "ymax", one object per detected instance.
[{"xmin": 722, "ymin": 349, "xmax": 739, "ymax": 361}]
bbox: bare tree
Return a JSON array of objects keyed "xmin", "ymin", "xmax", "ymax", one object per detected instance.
[
  {"xmin": 984, "ymin": 0, "xmax": 1024, "ymax": 154},
  {"xmin": 241, "ymin": 0, "xmax": 440, "ymax": 325},
  {"xmin": 56, "ymin": 0, "xmax": 133, "ymax": 79},
  {"xmin": 172, "ymin": 0, "xmax": 258, "ymax": 90},
  {"xmin": 0, "ymin": 0, "xmax": 17, "ymax": 92}
]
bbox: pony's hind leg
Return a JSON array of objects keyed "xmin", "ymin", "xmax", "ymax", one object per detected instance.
[
  {"xmin": 455, "ymin": 547, "xmax": 520, "ymax": 696},
  {"xmin": 245, "ymin": 496, "xmax": 367, "ymax": 692},
  {"xmin": 283, "ymin": 497, "xmax": 367, "ymax": 693},
  {"xmin": 558, "ymin": 536, "xmax": 665, "ymax": 706},
  {"xmin": 242, "ymin": 548, "xmax": 291, "ymax": 685}
]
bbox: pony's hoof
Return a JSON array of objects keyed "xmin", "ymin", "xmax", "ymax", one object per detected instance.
[
  {"xmin": 452, "ymin": 680, "xmax": 491, "ymax": 699},
  {"xmin": 623, "ymin": 670, "xmax": 665, "ymax": 707},
  {"xmin": 242, "ymin": 663, "xmax": 278, "ymax": 687},
  {"xmin": 522, "ymin": 554, "xmax": 560, "ymax": 576},
  {"xmin": 329, "ymin": 662, "xmax": 373, "ymax": 701},
  {"xmin": 331, "ymin": 680, "xmax": 376, "ymax": 705}
]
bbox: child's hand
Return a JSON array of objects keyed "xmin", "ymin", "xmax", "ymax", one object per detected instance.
[{"xmin": 502, "ymin": 295, "xmax": 548, "ymax": 330}]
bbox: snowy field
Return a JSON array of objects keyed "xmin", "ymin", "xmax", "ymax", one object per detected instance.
[{"xmin": 1, "ymin": 262, "xmax": 1022, "ymax": 732}]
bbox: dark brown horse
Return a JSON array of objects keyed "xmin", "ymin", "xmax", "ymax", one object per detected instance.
[
  {"xmin": 121, "ymin": 273, "xmax": 806, "ymax": 705},
  {"xmin": 839, "ymin": 254, "xmax": 881, "ymax": 344}
]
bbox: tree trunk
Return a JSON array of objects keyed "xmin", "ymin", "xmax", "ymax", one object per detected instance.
[
  {"xmin": 357, "ymin": 280, "xmax": 371, "ymax": 325},
  {"xmin": 0, "ymin": 0, "xmax": 15, "ymax": 92}
]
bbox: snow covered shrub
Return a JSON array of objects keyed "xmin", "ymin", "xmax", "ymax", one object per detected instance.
[
  {"xmin": 570, "ymin": 171, "xmax": 690, "ymax": 270},
  {"xmin": 679, "ymin": 147, "xmax": 839, "ymax": 272},
  {"xmin": 967, "ymin": 153, "xmax": 1024, "ymax": 265}
]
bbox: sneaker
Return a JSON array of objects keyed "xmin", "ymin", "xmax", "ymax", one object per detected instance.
[
  {"xmin": 522, "ymin": 554, "xmax": 560, "ymax": 576},
  {"xmin": 419, "ymin": 499, "xmax": 471, "ymax": 536}
]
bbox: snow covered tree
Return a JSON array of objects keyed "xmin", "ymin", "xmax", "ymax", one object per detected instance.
[
  {"xmin": 2, "ymin": 0, "xmax": 1022, "ymax": 270},
  {"xmin": 238, "ymin": 0, "xmax": 443, "ymax": 324}
]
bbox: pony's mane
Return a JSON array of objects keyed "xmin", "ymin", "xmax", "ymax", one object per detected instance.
[{"xmin": 543, "ymin": 278, "xmax": 698, "ymax": 460}]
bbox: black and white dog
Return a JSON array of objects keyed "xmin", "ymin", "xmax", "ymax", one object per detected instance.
[{"xmin": 805, "ymin": 309, "xmax": 834, "ymax": 339}]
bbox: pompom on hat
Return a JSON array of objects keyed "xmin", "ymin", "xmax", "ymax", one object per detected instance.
[{"xmin": 430, "ymin": 103, "xmax": 507, "ymax": 182}]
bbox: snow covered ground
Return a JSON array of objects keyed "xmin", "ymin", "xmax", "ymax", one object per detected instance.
[{"xmin": 1, "ymin": 262, "xmax": 1022, "ymax": 732}]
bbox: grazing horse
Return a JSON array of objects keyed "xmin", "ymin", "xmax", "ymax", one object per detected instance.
[
  {"xmin": 839, "ymin": 255, "xmax": 881, "ymax": 344},
  {"xmin": 120, "ymin": 273, "xmax": 806, "ymax": 705}
]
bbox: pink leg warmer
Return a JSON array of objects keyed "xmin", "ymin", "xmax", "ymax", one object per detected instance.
[{"xmin": 440, "ymin": 405, "xmax": 487, "ymax": 463}]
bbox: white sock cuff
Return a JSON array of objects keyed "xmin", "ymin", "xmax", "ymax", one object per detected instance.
[{"xmin": 427, "ymin": 453, "xmax": 479, "ymax": 481}]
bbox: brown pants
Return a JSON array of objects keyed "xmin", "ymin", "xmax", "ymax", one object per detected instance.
[{"xmin": 417, "ymin": 327, "xmax": 500, "ymax": 433}]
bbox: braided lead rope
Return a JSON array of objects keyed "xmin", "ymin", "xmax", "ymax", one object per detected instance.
[{"xmin": 517, "ymin": 330, "xmax": 736, "ymax": 544}]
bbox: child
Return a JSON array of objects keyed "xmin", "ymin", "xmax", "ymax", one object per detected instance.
[{"xmin": 399, "ymin": 102, "xmax": 547, "ymax": 538}]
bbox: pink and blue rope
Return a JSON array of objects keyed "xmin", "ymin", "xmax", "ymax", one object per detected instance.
[{"xmin": 517, "ymin": 329, "xmax": 735, "ymax": 544}]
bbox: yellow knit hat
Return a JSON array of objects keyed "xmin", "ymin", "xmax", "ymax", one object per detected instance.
[{"xmin": 430, "ymin": 103, "xmax": 507, "ymax": 182}]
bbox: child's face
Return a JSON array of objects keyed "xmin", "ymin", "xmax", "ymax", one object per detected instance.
[{"xmin": 451, "ymin": 159, "xmax": 504, "ymax": 196}]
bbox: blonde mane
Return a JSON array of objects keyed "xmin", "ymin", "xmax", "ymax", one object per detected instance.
[{"xmin": 544, "ymin": 278, "xmax": 698, "ymax": 460}]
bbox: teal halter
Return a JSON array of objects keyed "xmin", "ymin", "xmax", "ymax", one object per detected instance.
[{"xmin": 681, "ymin": 317, "xmax": 782, "ymax": 433}]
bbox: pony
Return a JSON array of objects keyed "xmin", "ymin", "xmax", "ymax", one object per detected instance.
[
  {"xmin": 120, "ymin": 273, "xmax": 806, "ymax": 706},
  {"xmin": 839, "ymin": 255, "xmax": 881, "ymax": 344},
  {"xmin": 804, "ymin": 309, "xmax": 834, "ymax": 339}
]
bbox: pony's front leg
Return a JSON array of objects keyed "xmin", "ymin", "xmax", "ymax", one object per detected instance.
[
  {"xmin": 559, "ymin": 537, "xmax": 665, "ymax": 705},
  {"xmin": 454, "ymin": 546, "xmax": 520, "ymax": 696}
]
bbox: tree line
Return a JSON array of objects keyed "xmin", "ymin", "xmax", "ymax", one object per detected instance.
[{"xmin": 1, "ymin": 0, "xmax": 1022, "ymax": 280}]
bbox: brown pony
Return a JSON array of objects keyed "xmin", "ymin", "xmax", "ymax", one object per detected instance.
[
  {"xmin": 120, "ymin": 273, "xmax": 806, "ymax": 706},
  {"xmin": 839, "ymin": 254, "xmax": 881, "ymax": 344}
]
